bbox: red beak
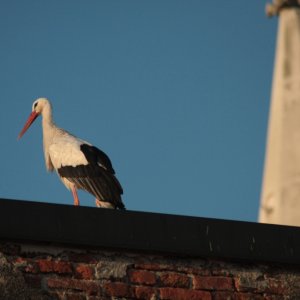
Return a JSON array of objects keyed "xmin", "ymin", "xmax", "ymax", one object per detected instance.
[{"xmin": 18, "ymin": 111, "xmax": 39, "ymax": 139}]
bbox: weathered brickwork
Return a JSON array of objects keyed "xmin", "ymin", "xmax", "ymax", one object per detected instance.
[{"xmin": 0, "ymin": 241, "xmax": 300, "ymax": 300}]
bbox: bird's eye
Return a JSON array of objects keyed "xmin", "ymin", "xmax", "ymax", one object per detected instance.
[{"xmin": 34, "ymin": 102, "xmax": 38, "ymax": 109}]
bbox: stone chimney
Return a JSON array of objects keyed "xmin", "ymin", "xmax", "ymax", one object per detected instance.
[{"xmin": 260, "ymin": 0, "xmax": 300, "ymax": 225}]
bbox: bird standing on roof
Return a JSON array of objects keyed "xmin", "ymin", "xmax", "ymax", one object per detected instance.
[{"xmin": 18, "ymin": 98, "xmax": 125, "ymax": 209}]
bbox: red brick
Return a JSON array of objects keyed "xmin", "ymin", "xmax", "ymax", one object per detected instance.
[
  {"xmin": 47, "ymin": 278, "xmax": 100, "ymax": 295},
  {"xmin": 135, "ymin": 286, "xmax": 157, "ymax": 299},
  {"xmin": 75, "ymin": 264, "xmax": 94, "ymax": 279},
  {"xmin": 194, "ymin": 276, "xmax": 233, "ymax": 291},
  {"xmin": 38, "ymin": 260, "xmax": 52, "ymax": 272},
  {"xmin": 159, "ymin": 272, "xmax": 190, "ymax": 288},
  {"xmin": 38, "ymin": 259, "xmax": 72, "ymax": 274},
  {"xmin": 160, "ymin": 287, "xmax": 211, "ymax": 300},
  {"xmin": 130, "ymin": 270, "xmax": 156, "ymax": 285},
  {"xmin": 54, "ymin": 261, "xmax": 72, "ymax": 274},
  {"xmin": 104, "ymin": 282, "xmax": 133, "ymax": 298}
]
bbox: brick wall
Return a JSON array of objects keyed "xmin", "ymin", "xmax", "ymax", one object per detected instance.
[{"xmin": 1, "ymin": 240, "xmax": 300, "ymax": 300}]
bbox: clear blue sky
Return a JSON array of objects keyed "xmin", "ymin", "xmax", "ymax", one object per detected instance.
[{"xmin": 0, "ymin": 1, "xmax": 277, "ymax": 221}]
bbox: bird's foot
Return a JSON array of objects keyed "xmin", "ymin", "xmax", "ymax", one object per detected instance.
[{"xmin": 95, "ymin": 199, "xmax": 114, "ymax": 209}]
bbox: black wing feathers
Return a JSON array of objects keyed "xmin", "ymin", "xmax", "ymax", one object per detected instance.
[
  {"xmin": 80, "ymin": 144, "xmax": 115, "ymax": 174},
  {"xmin": 58, "ymin": 144, "xmax": 124, "ymax": 209}
]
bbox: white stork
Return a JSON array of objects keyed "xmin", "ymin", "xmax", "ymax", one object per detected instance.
[{"xmin": 18, "ymin": 98, "xmax": 125, "ymax": 209}]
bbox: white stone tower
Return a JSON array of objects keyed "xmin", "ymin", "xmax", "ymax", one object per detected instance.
[{"xmin": 259, "ymin": 0, "xmax": 300, "ymax": 225}]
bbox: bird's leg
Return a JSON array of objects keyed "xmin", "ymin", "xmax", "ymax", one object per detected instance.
[{"xmin": 71, "ymin": 185, "xmax": 80, "ymax": 206}]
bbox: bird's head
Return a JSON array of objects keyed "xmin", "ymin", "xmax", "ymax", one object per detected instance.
[
  {"xmin": 18, "ymin": 98, "xmax": 51, "ymax": 139},
  {"xmin": 31, "ymin": 98, "xmax": 51, "ymax": 114}
]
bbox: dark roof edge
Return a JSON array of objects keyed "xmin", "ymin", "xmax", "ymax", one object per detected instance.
[{"xmin": 1, "ymin": 198, "xmax": 300, "ymax": 265}]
